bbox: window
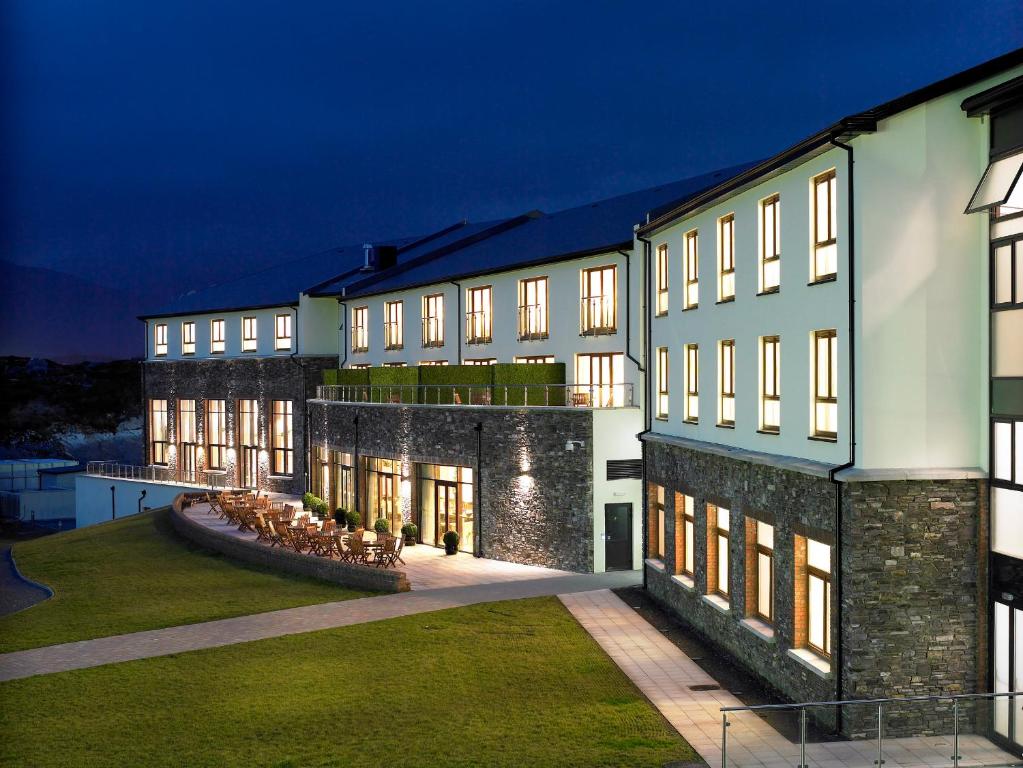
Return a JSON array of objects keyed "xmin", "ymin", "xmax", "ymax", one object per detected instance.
[
  {"xmin": 718, "ymin": 214, "xmax": 735, "ymax": 301},
  {"xmin": 656, "ymin": 347, "xmax": 669, "ymax": 419},
  {"xmin": 684, "ymin": 344, "xmax": 699, "ymax": 423},
  {"xmin": 210, "ymin": 319, "xmax": 225, "ymax": 354},
  {"xmin": 275, "ymin": 313, "xmax": 292, "ymax": 351},
  {"xmin": 154, "ymin": 324, "xmax": 168, "ymax": 356},
  {"xmin": 993, "ymin": 419, "xmax": 1023, "ymax": 488},
  {"xmin": 149, "ymin": 399, "xmax": 168, "ymax": 465},
  {"xmin": 516, "ymin": 355, "xmax": 554, "ymax": 364},
  {"xmin": 384, "ymin": 300, "xmax": 403, "ymax": 350},
  {"xmin": 800, "ymin": 537, "xmax": 832, "ymax": 658},
  {"xmin": 382, "ymin": 362, "xmax": 407, "ymax": 367},
  {"xmin": 518, "ymin": 276, "xmax": 549, "ymax": 339},
  {"xmin": 466, "ymin": 286, "xmax": 493, "ymax": 344},
  {"xmin": 812, "ymin": 170, "xmax": 838, "ymax": 281},
  {"xmin": 753, "ymin": 520, "xmax": 774, "ymax": 623},
  {"xmin": 580, "ymin": 265, "xmax": 617, "ymax": 335},
  {"xmin": 655, "ymin": 244, "xmax": 669, "ymax": 315},
  {"xmin": 760, "ymin": 336, "xmax": 780, "ymax": 433},
  {"xmin": 237, "ymin": 399, "xmax": 259, "ymax": 488},
  {"xmin": 272, "ymin": 400, "xmax": 293, "ymax": 476},
  {"xmin": 206, "ymin": 399, "xmax": 226, "ymax": 471},
  {"xmin": 352, "ymin": 306, "xmax": 368, "ymax": 352},
  {"xmin": 718, "ymin": 340, "xmax": 735, "ymax": 427},
  {"xmin": 178, "ymin": 399, "xmax": 197, "ymax": 482},
  {"xmin": 683, "ymin": 230, "xmax": 699, "ymax": 309},
  {"xmin": 181, "ymin": 322, "xmax": 196, "ymax": 355},
  {"xmin": 650, "ymin": 484, "xmax": 665, "ymax": 560},
  {"xmin": 676, "ymin": 492, "xmax": 695, "ymax": 577},
  {"xmin": 421, "ymin": 294, "xmax": 444, "ymax": 347},
  {"xmin": 419, "ymin": 360, "xmax": 448, "ymax": 366},
  {"xmin": 575, "ymin": 352, "xmax": 625, "ymax": 407},
  {"xmin": 349, "ymin": 363, "xmax": 371, "ymax": 369},
  {"xmin": 707, "ymin": 504, "xmax": 730, "ymax": 599},
  {"xmin": 813, "ymin": 330, "xmax": 838, "ymax": 439},
  {"xmin": 760, "ymin": 194, "xmax": 781, "ymax": 293},
  {"xmin": 242, "ymin": 316, "xmax": 257, "ymax": 352},
  {"xmin": 465, "ymin": 358, "xmax": 496, "ymax": 365},
  {"xmin": 993, "ymin": 240, "xmax": 1023, "ymax": 307}
]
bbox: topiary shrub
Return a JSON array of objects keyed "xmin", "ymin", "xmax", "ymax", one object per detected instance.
[
  {"xmin": 368, "ymin": 366, "xmax": 420, "ymax": 403},
  {"xmin": 302, "ymin": 492, "xmax": 316, "ymax": 510},
  {"xmin": 492, "ymin": 362, "xmax": 566, "ymax": 406},
  {"xmin": 400, "ymin": 522, "xmax": 418, "ymax": 539},
  {"xmin": 346, "ymin": 510, "xmax": 362, "ymax": 531},
  {"xmin": 442, "ymin": 529, "xmax": 460, "ymax": 554},
  {"xmin": 419, "ymin": 364, "xmax": 493, "ymax": 405},
  {"xmin": 374, "ymin": 517, "xmax": 391, "ymax": 534}
]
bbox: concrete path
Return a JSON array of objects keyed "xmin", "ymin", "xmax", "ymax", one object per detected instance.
[
  {"xmin": 0, "ymin": 570, "xmax": 639, "ymax": 683},
  {"xmin": 560, "ymin": 589, "xmax": 1016, "ymax": 768},
  {"xmin": 0, "ymin": 546, "xmax": 51, "ymax": 618}
]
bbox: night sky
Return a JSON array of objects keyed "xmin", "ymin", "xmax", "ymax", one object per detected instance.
[{"xmin": 2, "ymin": 1, "xmax": 1021, "ymax": 359}]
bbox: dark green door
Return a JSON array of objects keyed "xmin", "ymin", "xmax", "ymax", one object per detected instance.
[{"xmin": 604, "ymin": 503, "xmax": 632, "ymax": 571}]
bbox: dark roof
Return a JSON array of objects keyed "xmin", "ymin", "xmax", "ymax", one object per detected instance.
[
  {"xmin": 319, "ymin": 164, "xmax": 755, "ymax": 300},
  {"xmin": 640, "ymin": 46, "xmax": 1023, "ymax": 236}
]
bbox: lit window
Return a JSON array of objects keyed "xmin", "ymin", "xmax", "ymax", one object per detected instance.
[
  {"xmin": 419, "ymin": 360, "xmax": 448, "ymax": 366},
  {"xmin": 515, "ymin": 355, "xmax": 554, "ymax": 364},
  {"xmin": 575, "ymin": 352, "xmax": 625, "ymax": 407},
  {"xmin": 275, "ymin": 313, "xmax": 292, "ymax": 351},
  {"xmin": 349, "ymin": 363, "xmax": 371, "ymax": 369},
  {"xmin": 181, "ymin": 322, "xmax": 196, "ymax": 355},
  {"xmin": 993, "ymin": 419, "xmax": 1023, "ymax": 487},
  {"xmin": 382, "ymin": 362, "xmax": 407, "ymax": 367},
  {"xmin": 272, "ymin": 400, "xmax": 293, "ymax": 476},
  {"xmin": 206, "ymin": 399, "xmax": 226, "ymax": 471},
  {"xmin": 655, "ymin": 244, "xmax": 669, "ymax": 315},
  {"xmin": 518, "ymin": 276, "xmax": 549, "ymax": 339},
  {"xmin": 760, "ymin": 336, "xmax": 780, "ymax": 433},
  {"xmin": 149, "ymin": 399, "xmax": 168, "ymax": 464},
  {"xmin": 242, "ymin": 316, "xmax": 258, "ymax": 352},
  {"xmin": 422, "ymin": 294, "xmax": 445, "ymax": 347},
  {"xmin": 801, "ymin": 537, "xmax": 832, "ymax": 658},
  {"xmin": 718, "ymin": 340, "xmax": 735, "ymax": 427},
  {"xmin": 237, "ymin": 399, "xmax": 259, "ymax": 488},
  {"xmin": 813, "ymin": 330, "xmax": 838, "ymax": 439},
  {"xmin": 683, "ymin": 231, "xmax": 699, "ymax": 309},
  {"xmin": 465, "ymin": 358, "xmax": 497, "ymax": 365},
  {"xmin": 352, "ymin": 307, "xmax": 368, "ymax": 352},
  {"xmin": 718, "ymin": 214, "xmax": 735, "ymax": 301},
  {"xmin": 177, "ymin": 399, "xmax": 197, "ymax": 482},
  {"xmin": 580, "ymin": 265, "xmax": 617, "ymax": 335},
  {"xmin": 466, "ymin": 286, "xmax": 493, "ymax": 344},
  {"xmin": 210, "ymin": 319, "xmax": 225, "ymax": 354},
  {"xmin": 753, "ymin": 520, "xmax": 774, "ymax": 623},
  {"xmin": 684, "ymin": 343, "xmax": 699, "ymax": 424},
  {"xmin": 676, "ymin": 492, "xmax": 695, "ymax": 576},
  {"xmin": 384, "ymin": 300, "xmax": 403, "ymax": 350},
  {"xmin": 656, "ymin": 347, "xmax": 669, "ymax": 419},
  {"xmin": 650, "ymin": 484, "xmax": 665, "ymax": 560},
  {"xmin": 154, "ymin": 324, "xmax": 168, "ymax": 356},
  {"xmin": 708, "ymin": 504, "xmax": 730, "ymax": 599},
  {"xmin": 812, "ymin": 170, "xmax": 838, "ymax": 282},
  {"xmin": 760, "ymin": 194, "xmax": 780, "ymax": 293},
  {"xmin": 993, "ymin": 241, "xmax": 1023, "ymax": 308}
]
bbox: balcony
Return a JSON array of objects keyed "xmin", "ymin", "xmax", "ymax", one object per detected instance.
[
  {"xmin": 465, "ymin": 310, "xmax": 492, "ymax": 344},
  {"xmin": 421, "ymin": 317, "xmax": 444, "ymax": 348},
  {"xmin": 316, "ymin": 382, "xmax": 635, "ymax": 408},
  {"xmin": 86, "ymin": 461, "xmax": 231, "ymax": 489},
  {"xmin": 517, "ymin": 304, "xmax": 548, "ymax": 341},
  {"xmin": 580, "ymin": 296, "xmax": 616, "ymax": 336}
]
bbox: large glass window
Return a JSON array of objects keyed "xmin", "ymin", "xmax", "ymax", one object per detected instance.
[
  {"xmin": 352, "ymin": 306, "xmax": 369, "ymax": 352},
  {"xmin": 655, "ymin": 244, "xmax": 669, "ymax": 315},
  {"xmin": 237, "ymin": 399, "xmax": 259, "ymax": 489},
  {"xmin": 812, "ymin": 170, "xmax": 838, "ymax": 281},
  {"xmin": 271, "ymin": 400, "xmax": 293, "ymax": 476},
  {"xmin": 181, "ymin": 322, "xmax": 196, "ymax": 355},
  {"xmin": 760, "ymin": 336, "xmax": 780, "ymax": 433},
  {"xmin": 650, "ymin": 484, "xmax": 665, "ymax": 560},
  {"xmin": 684, "ymin": 343, "xmax": 699, "ymax": 423},
  {"xmin": 718, "ymin": 340, "xmax": 735, "ymax": 427},
  {"xmin": 384, "ymin": 300, "xmax": 404, "ymax": 350},
  {"xmin": 362, "ymin": 456, "xmax": 404, "ymax": 536},
  {"xmin": 149, "ymin": 399, "xmax": 168, "ymax": 465},
  {"xmin": 515, "ymin": 355, "xmax": 554, "ymax": 364},
  {"xmin": 760, "ymin": 194, "xmax": 781, "ymax": 293},
  {"xmin": 418, "ymin": 464, "xmax": 474, "ymax": 553},
  {"xmin": 580, "ymin": 265, "xmax": 617, "ymax": 334},
  {"xmin": 684, "ymin": 230, "xmax": 699, "ymax": 309},
  {"xmin": 177, "ymin": 399, "xmax": 197, "ymax": 482},
  {"xmin": 154, "ymin": 324, "xmax": 168, "ymax": 356},
  {"xmin": 709, "ymin": 504, "xmax": 730, "ymax": 599},
  {"xmin": 575, "ymin": 352, "xmax": 625, "ymax": 407},
  {"xmin": 210, "ymin": 319, "xmax": 225, "ymax": 354},
  {"xmin": 813, "ymin": 330, "xmax": 838, "ymax": 439},
  {"xmin": 754, "ymin": 520, "xmax": 774, "ymax": 623},
  {"xmin": 275, "ymin": 313, "xmax": 292, "ymax": 351},
  {"xmin": 806, "ymin": 538, "xmax": 832, "ymax": 657},
  {"xmin": 206, "ymin": 399, "xmax": 226, "ymax": 471},
  {"xmin": 718, "ymin": 214, "xmax": 735, "ymax": 301},
  {"xmin": 422, "ymin": 293, "xmax": 445, "ymax": 347},
  {"xmin": 518, "ymin": 276, "xmax": 549, "ymax": 339},
  {"xmin": 331, "ymin": 451, "xmax": 355, "ymax": 515},
  {"xmin": 993, "ymin": 240, "xmax": 1023, "ymax": 308},
  {"xmin": 656, "ymin": 347, "xmax": 669, "ymax": 419},
  {"xmin": 676, "ymin": 492, "xmax": 695, "ymax": 577},
  {"xmin": 242, "ymin": 316, "xmax": 258, "ymax": 352},
  {"xmin": 466, "ymin": 286, "xmax": 493, "ymax": 344}
]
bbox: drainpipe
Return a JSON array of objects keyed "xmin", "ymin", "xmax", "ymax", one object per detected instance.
[
  {"xmin": 287, "ymin": 302, "xmax": 309, "ymax": 494},
  {"xmin": 140, "ymin": 319, "xmax": 149, "ymax": 466},
  {"xmin": 828, "ymin": 136, "xmax": 857, "ymax": 724},
  {"xmin": 474, "ymin": 421, "xmax": 483, "ymax": 558},
  {"xmin": 110, "ymin": 485, "xmax": 116, "ymax": 520},
  {"xmin": 450, "ymin": 281, "xmax": 462, "ymax": 363},
  {"xmin": 337, "ymin": 298, "xmax": 348, "ymax": 370},
  {"xmin": 618, "ymin": 249, "xmax": 645, "ymax": 374},
  {"xmin": 636, "ymin": 231, "xmax": 654, "ymax": 589}
]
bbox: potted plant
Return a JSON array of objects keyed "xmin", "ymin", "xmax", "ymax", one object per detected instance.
[
  {"xmin": 313, "ymin": 498, "xmax": 329, "ymax": 517},
  {"xmin": 443, "ymin": 530, "xmax": 459, "ymax": 556},
  {"xmin": 346, "ymin": 510, "xmax": 361, "ymax": 532},
  {"xmin": 302, "ymin": 492, "xmax": 316, "ymax": 511},
  {"xmin": 400, "ymin": 522, "xmax": 418, "ymax": 546},
  {"xmin": 374, "ymin": 518, "xmax": 391, "ymax": 535},
  {"xmin": 333, "ymin": 507, "xmax": 346, "ymax": 525}
]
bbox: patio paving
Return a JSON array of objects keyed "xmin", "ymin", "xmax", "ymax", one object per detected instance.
[{"xmin": 560, "ymin": 589, "xmax": 1019, "ymax": 768}]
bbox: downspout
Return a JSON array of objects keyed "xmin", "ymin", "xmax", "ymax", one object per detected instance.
[
  {"xmin": 474, "ymin": 421, "xmax": 483, "ymax": 558},
  {"xmin": 828, "ymin": 137, "xmax": 857, "ymax": 721},
  {"xmin": 635, "ymin": 231, "xmax": 654, "ymax": 589},
  {"xmin": 450, "ymin": 281, "xmax": 462, "ymax": 363},
  {"xmin": 140, "ymin": 319, "xmax": 149, "ymax": 466},
  {"xmin": 337, "ymin": 297, "xmax": 348, "ymax": 370},
  {"xmin": 618, "ymin": 249, "xmax": 645, "ymax": 373},
  {"xmin": 286, "ymin": 302, "xmax": 309, "ymax": 494}
]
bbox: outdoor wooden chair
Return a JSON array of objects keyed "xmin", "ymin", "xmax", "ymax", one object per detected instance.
[
  {"xmin": 347, "ymin": 537, "xmax": 369, "ymax": 565},
  {"xmin": 253, "ymin": 513, "xmax": 273, "ymax": 544},
  {"xmin": 285, "ymin": 525, "xmax": 309, "ymax": 553},
  {"xmin": 321, "ymin": 519, "xmax": 336, "ymax": 534},
  {"xmin": 273, "ymin": 522, "xmax": 291, "ymax": 548},
  {"xmin": 390, "ymin": 535, "xmax": 405, "ymax": 566},
  {"xmin": 371, "ymin": 536, "xmax": 397, "ymax": 568}
]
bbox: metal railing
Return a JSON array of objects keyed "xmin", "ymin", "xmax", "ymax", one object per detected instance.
[
  {"xmin": 421, "ymin": 317, "xmax": 444, "ymax": 347},
  {"xmin": 580, "ymin": 296, "xmax": 616, "ymax": 335},
  {"xmin": 720, "ymin": 691, "xmax": 1023, "ymax": 768},
  {"xmin": 86, "ymin": 462, "xmax": 230, "ymax": 489},
  {"xmin": 517, "ymin": 304, "xmax": 548, "ymax": 341},
  {"xmin": 315, "ymin": 382, "xmax": 635, "ymax": 408},
  {"xmin": 464, "ymin": 310, "xmax": 492, "ymax": 344}
]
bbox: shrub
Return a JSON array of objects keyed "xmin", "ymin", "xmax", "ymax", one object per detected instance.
[
  {"xmin": 302, "ymin": 492, "xmax": 316, "ymax": 510},
  {"xmin": 368, "ymin": 366, "xmax": 420, "ymax": 403},
  {"xmin": 346, "ymin": 510, "xmax": 362, "ymax": 527},
  {"xmin": 322, "ymin": 369, "xmax": 338, "ymax": 386},
  {"xmin": 374, "ymin": 518, "xmax": 391, "ymax": 534},
  {"xmin": 313, "ymin": 498, "xmax": 329, "ymax": 516},
  {"xmin": 334, "ymin": 507, "xmax": 347, "ymax": 523},
  {"xmin": 419, "ymin": 364, "xmax": 493, "ymax": 405},
  {"xmin": 492, "ymin": 362, "xmax": 566, "ymax": 406},
  {"xmin": 443, "ymin": 530, "xmax": 460, "ymax": 547},
  {"xmin": 401, "ymin": 522, "xmax": 418, "ymax": 537}
]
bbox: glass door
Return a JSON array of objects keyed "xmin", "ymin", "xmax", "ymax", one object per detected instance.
[
  {"xmin": 239, "ymin": 446, "xmax": 258, "ymax": 489},
  {"xmin": 435, "ymin": 481, "xmax": 457, "ymax": 546},
  {"xmin": 993, "ymin": 598, "xmax": 1023, "ymax": 751}
]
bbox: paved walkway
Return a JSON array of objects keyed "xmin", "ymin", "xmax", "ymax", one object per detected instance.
[
  {"xmin": 0, "ymin": 570, "xmax": 639, "ymax": 683},
  {"xmin": 561, "ymin": 589, "xmax": 1016, "ymax": 768},
  {"xmin": 0, "ymin": 546, "xmax": 51, "ymax": 617}
]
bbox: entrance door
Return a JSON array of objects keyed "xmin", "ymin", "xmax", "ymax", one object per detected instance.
[
  {"xmin": 993, "ymin": 598, "xmax": 1023, "ymax": 750},
  {"xmin": 240, "ymin": 446, "xmax": 258, "ymax": 489},
  {"xmin": 604, "ymin": 503, "xmax": 633, "ymax": 571},
  {"xmin": 435, "ymin": 481, "xmax": 457, "ymax": 546},
  {"xmin": 179, "ymin": 443, "xmax": 197, "ymax": 483}
]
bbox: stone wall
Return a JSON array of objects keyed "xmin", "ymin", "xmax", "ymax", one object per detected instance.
[
  {"xmin": 144, "ymin": 356, "xmax": 335, "ymax": 495},
  {"xmin": 308, "ymin": 401, "xmax": 595, "ymax": 572}
]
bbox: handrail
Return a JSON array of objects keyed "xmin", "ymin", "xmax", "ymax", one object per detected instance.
[
  {"xmin": 314, "ymin": 382, "xmax": 635, "ymax": 408},
  {"xmin": 85, "ymin": 461, "xmax": 229, "ymax": 489},
  {"xmin": 721, "ymin": 690, "xmax": 1022, "ymax": 712}
]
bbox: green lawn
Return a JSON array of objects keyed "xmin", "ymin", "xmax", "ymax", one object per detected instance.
[
  {"xmin": 0, "ymin": 510, "xmax": 369, "ymax": 653},
  {"xmin": 0, "ymin": 597, "xmax": 694, "ymax": 768}
]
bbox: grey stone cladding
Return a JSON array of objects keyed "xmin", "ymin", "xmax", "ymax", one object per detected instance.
[
  {"xmin": 143, "ymin": 356, "xmax": 336, "ymax": 495},
  {"xmin": 308, "ymin": 401, "xmax": 595, "ymax": 572},
  {"xmin": 643, "ymin": 435, "xmax": 985, "ymax": 737}
]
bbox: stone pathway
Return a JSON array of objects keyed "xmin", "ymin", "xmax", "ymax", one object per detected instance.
[
  {"xmin": 0, "ymin": 546, "xmax": 51, "ymax": 618},
  {"xmin": 560, "ymin": 589, "xmax": 1017, "ymax": 768},
  {"xmin": 0, "ymin": 570, "xmax": 639, "ymax": 683}
]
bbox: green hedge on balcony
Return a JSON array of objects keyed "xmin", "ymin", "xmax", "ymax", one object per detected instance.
[
  {"xmin": 368, "ymin": 366, "xmax": 420, "ymax": 403},
  {"xmin": 322, "ymin": 368, "xmax": 371, "ymax": 386},
  {"xmin": 492, "ymin": 363, "xmax": 566, "ymax": 406},
  {"xmin": 419, "ymin": 364, "xmax": 493, "ymax": 405}
]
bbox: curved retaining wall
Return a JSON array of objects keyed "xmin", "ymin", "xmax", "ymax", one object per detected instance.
[{"xmin": 169, "ymin": 494, "xmax": 410, "ymax": 593}]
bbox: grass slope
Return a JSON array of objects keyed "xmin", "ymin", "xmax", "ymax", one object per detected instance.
[
  {"xmin": 0, "ymin": 597, "xmax": 693, "ymax": 768},
  {"xmin": 0, "ymin": 510, "xmax": 367, "ymax": 653}
]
